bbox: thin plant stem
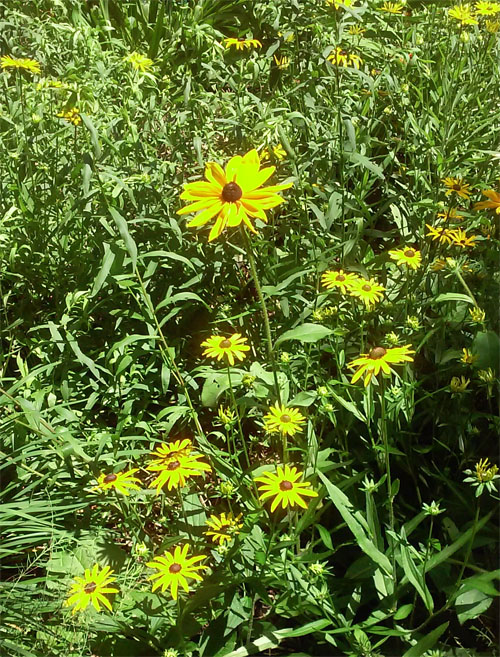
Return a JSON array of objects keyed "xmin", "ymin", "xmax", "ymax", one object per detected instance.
[
  {"xmin": 226, "ymin": 365, "xmax": 251, "ymax": 471},
  {"xmin": 379, "ymin": 377, "xmax": 396, "ymax": 583}
]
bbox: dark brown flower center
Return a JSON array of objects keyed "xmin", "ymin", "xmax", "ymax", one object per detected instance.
[
  {"xmin": 336, "ymin": 274, "xmax": 345, "ymax": 282},
  {"xmin": 167, "ymin": 460, "xmax": 180, "ymax": 470},
  {"xmin": 362, "ymin": 284, "xmax": 372, "ymax": 292},
  {"xmin": 220, "ymin": 339, "xmax": 232, "ymax": 348},
  {"xmin": 340, "ymin": 49, "xmax": 349, "ymax": 57},
  {"xmin": 404, "ymin": 249, "xmax": 415, "ymax": 258},
  {"xmin": 280, "ymin": 480, "xmax": 293, "ymax": 491},
  {"xmin": 222, "ymin": 182, "xmax": 242, "ymax": 202},
  {"xmin": 103, "ymin": 473, "xmax": 118, "ymax": 483},
  {"xmin": 369, "ymin": 347, "xmax": 387, "ymax": 360},
  {"xmin": 280, "ymin": 414, "xmax": 291, "ymax": 423},
  {"xmin": 84, "ymin": 581, "xmax": 97, "ymax": 594},
  {"xmin": 169, "ymin": 563, "xmax": 182, "ymax": 573},
  {"xmin": 453, "ymin": 183, "xmax": 461, "ymax": 190}
]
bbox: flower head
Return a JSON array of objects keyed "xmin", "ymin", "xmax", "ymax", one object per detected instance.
[
  {"xmin": 263, "ymin": 403, "xmax": 306, "ymax": 436},
  {"xmin": 349, "ymin": 277, "xmax": 385, "ymax": 307},
  {"xmin": 57, "ymin": 108, "xmax": 82, "ymax": 126},
  {"xmin": 149, "ymin": 439, "xmax": 194, "ymax": 464},
  {"xmin": 178, "ymin": 149, "xmax": 292, "ymax": 240},
  {"xmin": 147, "ymin": 545, "xmax": 207, "ymax": 599},
  {"xmin": 450, "ymin": 376, "xmax": 470, "ymax": 393},
  {"xmin": 1, "ymin": 55, "xmax": 41, "ymax": 74},
  {"xmin": 478, "ymin": 368, "xmax": 495, "ymax": 384},
  {"xmin": 254, "ymin": 464, "xmax": 318, "ymax": 512},
  {"xmin": 485, "ymin": 18, "xmax": 500, "ymax": 30},
  {"xmin": 475, "ymin": 1, "xmax": 500, "ymax": 15},
  {"xmin": 95, "ymin": 469, "xmax": 141, "ymax": 495},
  {"xmin": 422, "ymin": 501, "xmax": 445, "ymax": 516},
  {"xmin": 124, "ymin": 52, "xmax": 154, "ymax": 72},
  {"xmin": 327, "ymin": 0, "xmax": 357, "ymax": 8},
  {"xmin": 348, "ymin": 344, "xmax": 415, "ymax": 386},
  {"xmin": 65, "ymin": 565, "xmax": 118, "ymax": 614},
  {"xmin": 273, "ymin": 143, "xmax": 287, "ymax": 159},
  {"xmin": 437, "ymin": 207, "xmax": 464, "ymax": 223},
  {"xmin": 205, "ymin": 511, "xmax": 243, "ymax": 544},
  {"xmin": 449, "ymin": 228, "xmax": 478, "ymax": 248},
  {"xmin": 224, "ymin": 38, "xmax": 262, "ymax": 50},
  {"xmin": 322, "ymin": 269, "xmax": 359, "ymax": 293},
  {"xmin": 147, "ymin": 451, "xmax": 211, "ymax": 493},
  {"xmin": 348, "ymin": 24, "xmax": 367, "ymax": 35},
  {"xmin": 474, "ymin": 189, "xmax": 500, "ymax": 214},
  {"xmin": 388, "ymin": 247, "xmax": 422, "ymax": 270},
  {"xmin": 201, "ymin": 334, "xmax": 250, "ymax": 366},
  {"xmin": 426, "ymin": 223, "xmax": 456, "ymax": 245},
  {"xmin": 217, "ymin": 406, "xmax": 237, "ymax": 428},
  {"xmin": 442, "ymin": 177, "xmax": 472, "ymax": 199},
  {"xmin": 327, "ymin": 47, "xmax": 363, "ymax": 69},
  {"xmin": 273, "ymin": 55, "xmax": 290, "ymax": 69},
  {"xmin": 379, "ymin": 2, "xmax": 405, "ymax": 14},
  {"xmin": 461, "ymin": 348, "xmax": 478, "ymax": 365},
  {"xmin": 448, "ymin": 4, "xmax": 479, "ymax": 24}
]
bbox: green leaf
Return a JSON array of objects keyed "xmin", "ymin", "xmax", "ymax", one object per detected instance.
[
  {"xmin": 455, "ymin": 588, "xmax": 493, "ymax": 624},
  {"xmin": 91, "ymin": 242, "xmax": 116, "ymax": 296},
  {"xmin": 275, "ymin": 323, "xmax": 333, "ymax": 346},
  {"xmin": 398, "ymin": 528, "xmax": 433, "ymax": 612},
  {"xmin": 472, "ymin": 331, "xmax": 500, "ymax": 371},
  {"xmin": 402, "ymin": 622, "xmax": 449, "ymax": 657},
  {"xmin": 109, "ymin": 206, "xmax": 137, "ymax": 270},
  {"xmin": 348, "ymin": 152, "xmax": 384, "ymax": 179},
  {"xmin": 434, "ymin": 292, "xmax": 474, "ymax": 304}
]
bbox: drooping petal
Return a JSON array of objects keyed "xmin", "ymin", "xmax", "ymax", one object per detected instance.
[
  {"xmin": 205, "ymin": 162, "xmax": 226, "ymax": 188},
  {"xmin": 187, "ymin": 201, "xmax": 224, "ymax": 228}
]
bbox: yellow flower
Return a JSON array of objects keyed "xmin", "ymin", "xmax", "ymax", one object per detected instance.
[
  {"xmin": 217, "ymin": 406, "xmax": 237, "ymax": 427},
  {"xmin": 485, "ymin": 18, "xmax": 500, "ymax": 30},
  {"xmin": 388, "ymin": 247, "xmax": 422, "ymax": 270},
  {"xmin": 263, "ymin": 403, "xmax": 306, "ymax": 437},
  {"xmin": 124, "ymin": 52, "xmax": 154, "ymax": 72},
  {"xmin": 437, "ymin": 207, "xmax": 464, "ymax": 223},
  {"xmin": 474, "ymin": 189, "xmax": 500, "ymax": 214},
  {"xmin": 475, "ymin": 458, "xmax": 499, "ymax": 482},
  {"xmin": 469, "ymin": 307, "xmax": 486, "ymax": 322},
  {"xmin": 147, "ymin": 452, "xmax": 211, "ymax": 493},
  {"xmin": 327, "ymin": 47, "xmax": 363, "ymax": 69},
  {"xmin": 450, "ymin": 376, "xmax": 470, "ymax": 393},
  {"xmin": 475, "ymin": 1, "xmax": 500, "ymax": 15},
  {"xmin": 449, "ymin": 228, "xmax": 478, "ymax": 248},
  {"xmin": 478, "ymin": 368, "xmax": 495, "ymax": 384},
  {"xmin": 224, "ymin": 38, "xmax": 262, "ymax": 50},
  {"xmin": 205, "ymin": 511, "xmax": 243, "ymax": 544},
  {"xmin": 177, "ymin": 149, "xmax": 292, "ymax": 241},
  {"xmin": 442, "ymin": 177, "xmax": 472, "ymax": 199},
  {"xmin": 348, "ymin": 24, "xmax": 367, "ymax": 35},
  {"xmin": 461, "ymin": 348, "xmax": 478, "ymax": 364},
  {"xmin": 147, "ymin": 545, "xmax": 207, "ymax": 599},
  {"xmin": 65, "ymin": 565, "xmax": 118, "ymax": 614},
  {"xmin": 379, "ymin": 2, "xmax": 405, "ymax": 14},
  {"xmin": 259, "ymin": 147, "xmax": 270, "ymax": 161},
  {"xmin": 431, "ymin": 258, "xmax": 448, "ymax": 271},
  {"xmin": 273, "ymin": 55, "xmax": 290, "ymax": 69},
  {"xmin": 349, "ymin": 277, "xmax": 385, "ymax": 307},
  {"xmin": 254, "ymin": 464, "xmax": 318, "ymax": 512},
  {"xmin": 0, "ymin": 55, "xmax": 41, "ymax": 74},
  {"xmin": 326, "ymin": 0, "xmax": 357, "ymax": 8},
  {"xmin": 348, "ymin": 345, "xmax": 415, "ymax": 386},
  {"xmin": 449, "ymin": 4, "xmax": 479, "ymax": 24},
  {"xmin": 273, "ymin": 143, "xmax": 287, "ymax": 159},
  {"xmin": 57, "ymin": 107, "xmax": 82, "ymax": 126},
  {"xmin": 149, "ymin": 439, "xmax": 194, "ymax": 464},
  {"xmin": 321, "ymin": 269, "xmax": 359, "ymax": 293},
  {"xmin": 95, "ymin": 469, "xmax": 141, "ymax": 495},
  {"xmin": 201, "ymin": 333, "xmax": 250, "ymax": 366},
  {"xmin": 425, "ymin": 223, "xmax": 456, "ymax": 245}
]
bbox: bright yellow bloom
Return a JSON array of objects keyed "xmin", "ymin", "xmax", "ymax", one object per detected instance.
[
  {"xmin": 326, "ymin": 0, "xmax": 357, "ymax": 8},
  {"xmin": 0, "ymin": 55, "xmax": 41, "ymax": 74},
  {"xmin": 57, "ymin": 108, "xmax": 82, "ymax": 126},
  {"xmin": 201, "ymin": 333, "xmax": 250, "ymax": 366},
  {"xmin": 425, "ymin": 223, "xmax": 456, "ymax": 245},
  {"xmin": 349, "ymin": 277, "xmax": 385, "ymax": 307},
  {"xmin": 322, "ymin": 269, "xmax": 359, "ymax": 293},
  {"xmin": 263, "ymin": 403, "xmax": 306, "ymax": 437},
  {"xmin": 273, "ymin": 143, "xmax": 287, "ymax": 159},
  {"xmin": 469, "ymin": 307, "xmax": 485, "ymax": 322},
  {"xmin": 475, "ymin": 458, "xmax": 499, "ymax": 482},
  {"xmin": 388, "ymin": 247, "xmax": 422, "ymax": 269},
  {"xmin": 379, "ymin": 2, "xmax": 404, "ymax": 14},
  {"xmin": 178, "ymin": 149, "xmax": 292, "ymax": 241},
  {"xmin": 442, "ymin": 177, "xmax": 472, "ymax": 199},
  {"xmin": 450, "ymin": 376, "xmax": 470, "ymax": 393},
  {"xmin": 348, "ymin": 344, "xmax": 414, "ymax": 386},
  {"xmin": 65, "ymin": 565, "xmax": 118, "ymax": 614},
  {"xmin": 273, "ymin": 55, "xmax": 290, "ymax": 69},
  {"xmin": 147, "ymin": 452, "xmax": 211, "ymax": 493},
  {"xmin": 124, "ymin": 52, "xmax": 154, "ymax": 72},
  {"xmin": 348, "ymin": 24, "xmax": 367, "ymax": 35},
  {"xmin": 461, "ymin": 348, "xmax": 478, "ymax": 364},
  {"xmin": 485, "ymin": 18, "xmax": 500, "ymax": 30},
  {"xmin": 449, "ymin": 228, "xmax": 478, "ymax": 248},
  {"xmin": 149, "ymin": 439, "xmax": 193, "ymax": 464},
  {"xmin": 474, "ymin": 189, "xmax": 500, "ymax": 214},
  {"xmin": 327, "ymin": 47, "xmax": 363, "ymax": 69},
  {"xmin": 475, "ymin": 1, "xmax": 500, "ymax": 15},
  {"xmin": 254, "ymin": 464, "xmax": 318, "ymax": 512},
  {"xmin": 95, "ymin": 469, "xmax": 141, "ymax": 495},
  {"xmin": 147, "ymin": 545, "xmax": 207, "ymax": 599},
  {"xmin": 449, "ymin": 5, "xmax": 479, "ymax": 24},
  {"xmin": 224, "ymin": 38, "xmax": 262, "ymax": 50},
  {"xmin": 205, "ymin": 511, "xmax": 243, "ymax": 544},
  {"xmin": 437, "ymin": 207, "xmax": 464, "ymax": 222}
]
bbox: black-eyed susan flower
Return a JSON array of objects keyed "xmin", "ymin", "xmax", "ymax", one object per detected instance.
[
  {"xmin": 388, "ymin": 247, "xmax": 422, "ymax": 270},
  {"xmin": 437, "ymin": 207, "xmax": 464, "ymax": 223},
  {"xmin": 205, "ymin": 511, "xmax": 243, "ymax": 544},
  {"xmin": 177, "ymin": 149, "xmax": 292, "ymax": 241},
  {"xmin": 327, "ymin": 47, "xmax": 362, "ymax": 69},
  {"xmin": 474, "ymin": 189, "xmax": 500, "ymax": 214},
  {"xmin": 327, "ymin": 0, "xmax": 358, "ymax": 8},
  {"xmin": 149, "ymin": 439, "xmax": 193, "ymax": 464},
  {"xmin": 442, "ymin": 177, "xmax": 472, "ymax": 199},
  {"xmin": 379, "ymin": 2, "xmax": 404, "ymax": 14},
  {"xmin": 147, "ymin": 545, "xmax": 207, "ymax": 599},
  {"xmin": 147, "ymin": 452, "xmax": 211, "ymax": 493},
  {"xmin": 461, "ymin": 348, "xmax": 478, "ymax": 365},
  {"xmin": 469, "ymin": 307, "xmax": 486, "ymax": 322},
  {"xmin": 348, "ymin": 24, "xmax": 367, "ymax": 35},
  {"xmin": 450, "ymin": 376, "xmax": 470, "ymax": 393},
  {"xmin": 201, "ymin": 334, "xmax": 250, "ymax": 366},
  {"xmin": 65, "ymin": 565, "xmax": 118, "ymax": 614},
  {"xmin": 123, "ymin": 52, "xmax": 154, "ymax": 72},
  {"xmin": 349, "ymin": 277, "xmax": 385, "ymax": 307},
  {"xmin": 57, "ymin": 107, "xmax": 82, "ymax": 126},
  {"xmin": 254, "ymin": 464, "xmax": 318, "ymax": 512},
  {"xmin": 321, "ymin": 269, "xmax": 359, "ymax": 293},
  {"xmin": 476, "ymin": 0, "xmax": 500, "ymax": 14},
  {"xmin": 273, "ymin": 55, "xmax": 290, "ymax": 70},
  {"xmin": 263, "ymin": 403, "xmax": 306, "ymax": 437},
  {"xmin": 0, "ymin": 55, "xmax": 41, "ymax": 74},
  {"xmin": 224, "ymin": 38, "xmax": 262, "ymax": 50},
  {"xmin": 449, "ymin": 228, "xmax": 478, "ymax": 248},
  {"xmin": 448, "ymin": 4, "xmax": 479, "ymax": 24},
  {"xmin": 425, "ymin": 223, "xmax": 456, "ymax": 245},
  {"xmin": 348, "ymin": 344, "xmax": 415, "ymax": 386},
  {"xmin": 95, "ymin": 469, "xmax": 141, "ymax": 495}
]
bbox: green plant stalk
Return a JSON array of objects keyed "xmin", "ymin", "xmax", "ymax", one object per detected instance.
[
  {"xmin": 379, "ymin": 377, "xmax": 396, "ymax": 582},
  {"xmin": 453, "ymin": 267, "xmax": 479, "ymax": 307},
  {"xmin": 226, "ymin": 365, "xmax": 251, "ymax": 471},
  {"xmin": 178, "ymin": 488, "xmax": 194, "ymax": 546},
  {"xmin": 240, "ymin": 226, "xmax": 281, "ymax": 404}
]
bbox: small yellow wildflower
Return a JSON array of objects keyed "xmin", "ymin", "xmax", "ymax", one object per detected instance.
[
  {"xmin": 475, "ymin": 458, "xmax": 499, "ymax": 482},
  {"xmin": 0, "ymin": 55, "xmax": 41, "ymax": 74},
  {"xmin": 388, "ymin": 247, "xmax": 422, "ymax": 270},
  {"xmin": 379, "ymin": 2, "xmax": 405, "ymax": 14},
  {"xmin": 348, "ymin": 24, "xmax": 367, "ymax": 35},
  {"xmin": 474, "ymin": 189, "xmax": 500, "ymax": 214},
  {"xmin": 469, "ymin": 307, "xmax": 485, "ymax": 322},
  {"xmin": 461, "ymin": 348, "xmax": 478, "ymax": 365},
  {"xmin": 442, "ymin": 177, "xmax": 472, "ymax": 199},
  {"xmin": 449, "ymin": 4, "xmax": 479, "ymax": 24},
  {"xmin": 450, "ymin": 376, "xmax": 470, "ymax": 393},
  {"xmin": 449, "ymin": 228, "xmax": 478, "ymax": 248},
  {"xmin": 224, "ymin": 38, "xmax": 262, "ymax": 50},
  {"xmin": 273, "ymin": 143, "xmax": 287, "ymax": 159},
  {"xmin": 326, "ymin": 0, "xmax": 357, "ymax": 8},
  {"xmin": 263, "ymin": 403, "xmax": 306, "ymax": 437},
  {"xmin": 273, "ymin": 55, "xmax": 290, "ymax": 69},
  {"xmin": 327, "ymin": 47, "xmax": 363, "ymax": 69},
  {"xmin": 57, "ymin": 108, "xmax": 82, "ymax": 126},
  {"xmin": 124, "ymin": 52, "xmax": 154, "ymax": 72},
  {"xmin": 475, "ymin": 1, "xmax": 500, "ymax": 15}
]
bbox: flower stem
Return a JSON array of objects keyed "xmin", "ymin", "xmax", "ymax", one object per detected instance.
[
  {"xmin": 226, "ymin": 366, "xmax": 251, "ymax": 471},
  {"xmin": 379, "ymin": 377, "xmax": 396, "ymax": 583}
]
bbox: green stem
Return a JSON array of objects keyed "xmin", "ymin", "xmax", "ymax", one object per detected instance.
[
  {"xmin": 454, "ymin": 267, "xmax": 479, "ymax": 307},
  {"xmin": 226, "ymin": 366, "xmax": 251, "ymax": 471},
  {"xmin": 379, "ymin": 377, "xmax": 396, "ymax": 582}
]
